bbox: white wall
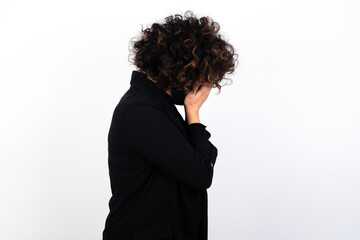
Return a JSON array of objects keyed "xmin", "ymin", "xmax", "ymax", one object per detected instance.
[{"xmin": 0, "ymin": 0, "xmax": 359, "ymax": 239}]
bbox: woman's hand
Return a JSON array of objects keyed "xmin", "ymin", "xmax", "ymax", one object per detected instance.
[
  {"xmin": 184, "ymin": 81, "xmax": 212, "ymax": 125},
  {"xmin": 185, "ymin": 81, "xmax": 212, "ymax": 112}
]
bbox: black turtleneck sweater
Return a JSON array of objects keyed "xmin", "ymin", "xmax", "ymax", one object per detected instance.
[{"xmin": 102, "ymin": 70, "xmax": 218, "ymax": 240}]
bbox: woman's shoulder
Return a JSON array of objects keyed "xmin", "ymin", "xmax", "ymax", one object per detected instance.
[{"xmin": 115, "ymin": 90, "xmax": 166, "ymax": 120}]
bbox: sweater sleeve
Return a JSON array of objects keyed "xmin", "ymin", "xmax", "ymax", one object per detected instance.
[
  {"xmin": 187, "ymin": 123, "xmax": 216, "ymax": 169},
  {"xmin": 122, "ymin": 103, "xmax": 218, "ymax": 189}
]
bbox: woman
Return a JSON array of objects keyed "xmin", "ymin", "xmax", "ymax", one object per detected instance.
[{"xmin": 102, "ymin": 10, "xmax": 237, "ymax": 240}]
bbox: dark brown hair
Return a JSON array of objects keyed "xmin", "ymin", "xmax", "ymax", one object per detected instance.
[{"xmin": 128, "ymin": 10, "xmax": 238, "ymax": 94}]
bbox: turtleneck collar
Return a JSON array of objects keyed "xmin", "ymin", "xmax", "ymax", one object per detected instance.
[
  {"xmin": 129, "ymin": 70, "xmax": 188, "ymax": 129},
  {"xmin": 130, "ymin": 70, "xmax": 174, "ymax": 105}
]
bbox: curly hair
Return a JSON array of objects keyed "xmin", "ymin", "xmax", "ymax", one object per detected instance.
[{"xmin": 128, "ymin": 10, "xmax": 238, "ymax": 94}]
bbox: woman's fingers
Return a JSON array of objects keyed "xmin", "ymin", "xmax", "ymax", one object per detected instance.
[
  {"xmin": 197, "ymin": 84, "xmax": 212, "ymax": 96},
  {"xmin": 192, "ymin": 81, "xmax": 202, "ymax": 93},
  {"xmin": 192, "ymin": 81, "xmax": 212, "ymax": 95},
  {"xmin": 185, "ymin": 82, "xmax": 212, "ymax": 110}
]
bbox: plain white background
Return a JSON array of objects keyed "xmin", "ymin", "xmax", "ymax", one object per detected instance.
[{"xmin": 1, "ymin": 0, "xmax": 359, "ymax": 239}]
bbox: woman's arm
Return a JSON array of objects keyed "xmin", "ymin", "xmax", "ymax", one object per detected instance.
[{"xmin": 120, "ymin": 102, "xmax": 217, "ymax": 190}]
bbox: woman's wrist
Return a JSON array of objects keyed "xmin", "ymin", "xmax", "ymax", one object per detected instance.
[{"xmin": 185, "ymin": 109, "xmax": 200, "ymax": 125}]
